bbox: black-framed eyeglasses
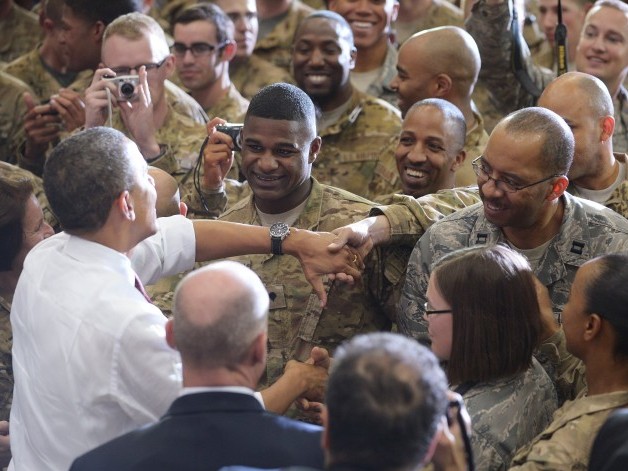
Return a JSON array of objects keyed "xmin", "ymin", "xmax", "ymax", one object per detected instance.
[
  {"xmin": 472, "ymin": 156, "xmax": 561, "ymax": 193},
  {"xmin": 424, "ymin": 302, "xmax": 452, "ymax": 316},
  {"xmin": 107, "ymin": 57, "xmax": 168, "ymax": 76},
  {"xmin": 171, "ymin": 42, "xmax": 224, "ymax": 57}
]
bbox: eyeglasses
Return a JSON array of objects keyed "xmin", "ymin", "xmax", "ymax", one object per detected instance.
[
  {"xmin": 424, "ymin": 302, "xmax": 452, "ymax": 316},
  {"xmin": 171, "ymin": 42, "xmax": 224, "ymax": 57},
  {"xmin": 472, "ymin": 156, "xmax": 560, "ymax": 193},
  {"xmin": 107, "ymin": 57, "xmax": 167, "ymax": 76}
]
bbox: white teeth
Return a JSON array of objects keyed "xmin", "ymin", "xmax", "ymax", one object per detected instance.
[
  {"xmin": 352, "ymin": 21, "xmax": 372, "ymax": 29},
  {"xmin": 406, "ymin": 168, "xmax": 426, "ymax": 178},
  {"xmin": 256, "ymin": 174, "xmax": 279, "ymax": 181},
  {"xmin": 308, "ymin": 75, "xmax": 327, "ymax": 84}
]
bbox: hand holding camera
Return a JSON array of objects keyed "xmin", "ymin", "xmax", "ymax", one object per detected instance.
[
  {"xmin": 201, "ymin": 117, "xmax": 240, "ymax": 191},
  {"xmin": 103, "ymin": 75, "xmax": 139, "ymax": 102}
]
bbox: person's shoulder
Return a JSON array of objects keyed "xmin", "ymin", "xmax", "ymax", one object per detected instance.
[
  {"xmin": 355, "ymin": 90, "xmax": 402, "ymax": 120},
  {"xmin": 566, "ymin": 193, "xmax": 628, "ymax": 234},
  {"xmin": 318, "ymin": 182, "xmax": 376, "ymax": 208}
]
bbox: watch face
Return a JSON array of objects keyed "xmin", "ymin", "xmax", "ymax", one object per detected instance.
[{"xmin": 270, "ymin": 222, "xmax": 290, "ymax": 238}]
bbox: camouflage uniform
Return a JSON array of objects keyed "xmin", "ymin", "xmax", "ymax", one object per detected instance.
[
  {"xmin": 3, "ymin": 47, "xmax": 93, "ymax": 102},
  {"xmin": 568, "ymin": 152, "xmax": 628, "ymax": 219},
  {"xmin": 0, "ymin": 161, "xmax": 58, "ymax": 229},
  {"xmin": 463, "ymin": 358, "xmax": 557, "ymax": 471},
  {"xmin": 313, "ymin": 88, "xmax": 402, "ymax": 200},
  {"xmin": 0, "ymin": 294, "xmax": 12, "ymax": 422},
  {"xmin": 0, "ymin": 3, "xmax": 39, "ymax": 64},
  {"xmin": 217, "ymin": 179, "xmax": 408, "ymax": 389},
  {"xmin": 465, "ymin": 0, "xmax": 628, "ymax": 153},
  {"xmin": 455, "ymin": 108, "xmax": 489, "ymax": 187},
  {"xmin": 510, "ymin": 390, "xmax": 628, "ymax": 470},
  {"xmin": 205, "ymin": 83, "xmax": 249, "ymax": 122},
  {"xmin": 0, "ymin": 71, "xmax": 32, "ymax": 165},
  {"xmin": 353, "ymin": 42, "xmax": 398, "ymax": 107},
  {"xmin": 253, "ymin": 0, "xmax": 314, "ymax": 75},
  {"xmin": 230, "ymin": 55, "xmax": 295, "ymax": 101},
  {"xmin": 394, "ymin": 0, "xmax": 464, "ymax": 45},
  {"xmin": 371, "ymin": 187, "xmax": 482, "ymax": 248},
  {"xmin": 301, "ymin": 0, "xmax": 326, "ymax": 9},
  {"xmin": 110, "ymin": 80, "xmax": 209, "ymax": 186},
  {"xmin": 471, "ymin": 81, "xmax": 504, "ymax": 134},
  {"xmin": 399, "ymin": 193, "xmax": 628, "ymax": 346}
]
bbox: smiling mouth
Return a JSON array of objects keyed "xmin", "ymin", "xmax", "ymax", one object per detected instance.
[
  {"xmin": 305, "ymin": 74, "xmax": 329, "ymax": 85},
  {"xmin": 404, "ymin": 167, "xmax": 428, "ymax": 179},
  {"xmin": 253, "ymin": 173, "xmax": 283, "ymax": 183},
  {"xmin": 350, "ymin": 21, "xmax": 374, "ymax": 30}
]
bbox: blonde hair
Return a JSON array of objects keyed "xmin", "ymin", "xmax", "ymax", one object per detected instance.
[{"xmin": 103, "ymin": 12, "xmax": 170, "ymax": 58}]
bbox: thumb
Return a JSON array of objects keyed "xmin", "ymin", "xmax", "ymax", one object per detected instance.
[
  {"xmin": 306, "ymin": 273, "xmax": 328, "ymax": 308},
  {"xmin": 23, "ymin": 92, "xmax": 36, "ymax": 111}
]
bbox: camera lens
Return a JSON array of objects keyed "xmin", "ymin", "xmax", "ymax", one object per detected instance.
[{"xmin": 120, "ymin": 82, "xmax": 135, "ymax": 99}]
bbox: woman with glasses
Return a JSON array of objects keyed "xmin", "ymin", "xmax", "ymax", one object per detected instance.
[{"xmin": 424, "ymin": 245, "xmax": 558, "ymax": 470}]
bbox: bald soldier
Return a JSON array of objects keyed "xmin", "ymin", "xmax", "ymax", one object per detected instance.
[
  {"xmin": 378, "ymin": 98, "xmax": 467, "ymax": 200},
  {"xmin": 538, "ymin": 72, "xmax": 628, "ymax": 218},
  {"xmin": 389, "ymin": 27, "xmax": 489, "ymax": 186}
]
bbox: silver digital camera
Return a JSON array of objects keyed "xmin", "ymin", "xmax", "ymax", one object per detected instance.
[{"xmin": 104, "ymin": 75, "xmax": 139, "ymax": 101}]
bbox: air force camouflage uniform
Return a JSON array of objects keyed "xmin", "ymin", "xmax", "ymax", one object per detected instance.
[
  {"xmin": 465, "ymin": 0, "xmax": 628, "ymax": 153},
  {"xmin": 217, "ymin": 179, "xmax": 409, "ymax": 388},
  {"xmin": 313, "ymin": 89, "xmax": 402, "ymax": 200},
  {"xmin": 509, "ymin": 390, "xmax": 628, "ymax": 470},
  {"xmin": 399, "ymin": 193, "xmax": 628, "ymax": 344},
  {"xmin": 463, "ymin": 358, "xmax": 557, "ymax": 471}
]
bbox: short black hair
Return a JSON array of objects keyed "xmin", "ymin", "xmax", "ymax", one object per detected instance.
[
  {"xmin": 246, "ymin": 83, "xmax": 317, "ymax": 133},
  {"xmin": 585, "ymin": 253, "xmax": 628, "ymax": 359},
  {"xmin": 297, "ymin": 10, "xmax": 354, "ymax": 46},
  {"xmin": 44, "ymin": 127, "xmax": 136, "ymax": 233},
  {"xmin": 63, "ymin": 0, "xmax": 142, "ymax": 26}
]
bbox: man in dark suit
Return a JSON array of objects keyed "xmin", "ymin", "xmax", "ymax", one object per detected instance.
[{"xmin": 70, "ymin": 261, "xmax": 325, "ymax": 471}]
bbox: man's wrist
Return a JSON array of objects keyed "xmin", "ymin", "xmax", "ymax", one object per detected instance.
[{"xmin": 144, "ymin": 144, "xmax": 167, "ymax": 163}]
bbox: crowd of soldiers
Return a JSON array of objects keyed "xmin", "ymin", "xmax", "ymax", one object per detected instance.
[{"xmin": 1, "ymin": 0, "xmax": 628, "ymax": 469}]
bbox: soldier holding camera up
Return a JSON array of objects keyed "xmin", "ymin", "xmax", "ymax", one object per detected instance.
[{"xmin": 84, "ymin": 12, "xmax": 208, "ymax": 181}]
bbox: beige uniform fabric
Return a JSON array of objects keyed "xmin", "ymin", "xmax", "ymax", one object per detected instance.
[
  {"xmin": 0, "ymin": 71, "xmax": 32, "ymax": 165},
  {"xmin": 510, "ymin": 390, "xmax": 628, "ymax": 470},
  {"xmin": 455, "ymin": 108, "xmax": 490, "ymax": 186},
  {"xmin": 230, "ymin": 55, "xmax": 295, "ymax": 101},
  {"xmin": 313, "ymin": 88, "xmax": 402, "ymax": 200},
  {"xmin": 3, "ymin": 47, "xmax": 93, "ymax": 102},
  {"xmin": 0, "ymin": 3, "xmax": 39, "ymax": 64},
  {"xmin": 253, "ymin": 0, "xmax": 314, "ymax": 74},
  {"xmin": 569, "ymin": 153, "xmax": 628, "ymax": 220},
  {"xmin": 217, "ymin": 179, "xmax": 408, "ymax": 389},
  {"xmin": 205, "ymin": 83, "xmax": 249, "ymax": 122},
  {"xmin": 394, "ymin": 0, "xmax": 464, "ymax": 45}
]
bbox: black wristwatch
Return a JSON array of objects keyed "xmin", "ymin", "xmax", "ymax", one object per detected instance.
[{"xmin": 269, "ymin": 222, "xmax": 290, "ymax": 255}]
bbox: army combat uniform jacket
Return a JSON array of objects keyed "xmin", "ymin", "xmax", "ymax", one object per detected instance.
[
  {"xmin": 230, "ymin": 55, "xmax": 295, "ymax": 101},
  {"xmin": 313, "ymin": 89, "xmax": 402, "ymax": 200},
  {"xmin": 509, "ymin": 390, "xmax": 628, "ymax": 470},
  {"xmin": 3, "ymin": 47, "xmax": 93, "ymax": 102},
  {"xmin": 217, "ymin": 179, "xmax": 409, "ymax": 388},
  {"xmin": 0, "ymin": 3, "xmax": 39, "ymax": 64}
]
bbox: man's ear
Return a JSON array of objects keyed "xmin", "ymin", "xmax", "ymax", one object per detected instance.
[
  {"xmin": 116, "ymin": 190, "xmax": 136, "ymax": 221},
  {"xmin": 309, "ymin": 136, "xmax": 322, "ymax": 164},
  {"xmin": 584, "ymin": 313, "xmax": 603, "ymax": 342},
  {"xmin": 547, "ymin": 175, "xmax": 569, "ymax": 201},
  {"xmin": 600, "ymin": 115, "xmax": 615, "ymax": 143},
  {"xmin": 92, "ymin": 20, "xmax": 106, "ymax": 43},
  {"xmin": 433, "ymin": 74, "xmax": 452, "ymax": 97},
  {"xmin": 451, "ymin": 150, "xmax": 466, "ymax": 172},
  {"xmin": 348, "ymin": 46, "xmax": 357, "ymax": 70},
  {"xmin": 165, "ymin": 318, "xmax": 177, "ymax": 349},
  {"xmin": 162, "ymin": 54, "xmax": 176, "ymax": 79},
  {"xmin": 220, "ymin": 41, "xmax": 237, "ymax": 62}
]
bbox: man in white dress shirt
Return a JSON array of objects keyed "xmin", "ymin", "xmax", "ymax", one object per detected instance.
[{"xmin": 8, "ymin": 127, "xmax": 359, "ymax": 471}]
